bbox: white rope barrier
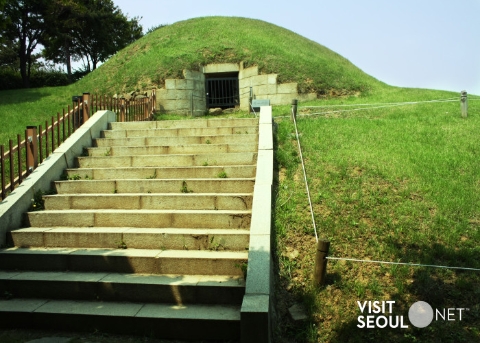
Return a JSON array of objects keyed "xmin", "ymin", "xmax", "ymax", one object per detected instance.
[
  {"xmin": 275, "ymin": 98, "xmax": 462, "ymax": 119},
  {"xmin": 300, "ymin": 103, "xmax": 410, "ymax": 117},
  {"xmin": 292, "ymin": 108, "xmax": 318, "ymax": 242},
  {"xmin": 299, "ymin": 98, "xmax": 458, "ymax": 109},
  {"xmin": 327, "ymin": 256, "xmax": 480, "ymax": 272},
  {"xmin": 298, "ymin": 99, "xmax": 459, "ymax": 117},
  {"xmin": 285, "ymin": 96, "xmax": 477, "ymax": 270}
]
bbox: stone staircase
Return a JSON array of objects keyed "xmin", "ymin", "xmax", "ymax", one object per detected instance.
[{"xmin": 0, "ymin": 117, "xmax": 259, "ymax": 341}]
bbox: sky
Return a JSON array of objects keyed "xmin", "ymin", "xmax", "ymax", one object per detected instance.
[{"xmin": 112, "ymin": 0, "xmax": 480, "ymax": 95}]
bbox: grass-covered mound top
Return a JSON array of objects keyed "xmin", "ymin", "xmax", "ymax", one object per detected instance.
[{"xmin": 76, "ymin": 16, "xmax": 384, "ymax": 95}]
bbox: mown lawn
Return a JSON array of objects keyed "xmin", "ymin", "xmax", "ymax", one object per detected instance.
[{"xmin": 273, "ymin": 88, "xmax": 480, "ymax": 342}]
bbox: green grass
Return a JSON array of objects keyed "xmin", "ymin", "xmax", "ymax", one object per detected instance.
[
  {"xmin": 274, "ymin": 89, "xmax": 480, "ymax": 342},
  {"xmin": 77, "ymin": 16, "xmax": 383, "ymax": 95}
]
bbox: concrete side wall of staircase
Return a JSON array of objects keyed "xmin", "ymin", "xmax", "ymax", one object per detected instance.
[
  {"xmin": 241, "ymin": 106, "xmax": 274, "ymax": 343},
  {"xmin": 0, "ymin": 111, "xmax": 116, "ymax": 246}
]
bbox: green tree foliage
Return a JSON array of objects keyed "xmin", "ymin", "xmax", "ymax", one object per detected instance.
[
  {"xmin": 0, "ymin": 0, "xmax": 7, "ymax": 32},
  {"xmin": 0, "ymin": 0, "xmax": 143, "ymax": 88},
  {"xmin": 41, "ymin": 0, "xmax": 84, "ymax": 79},
  {"xmin": 2, "ymin": 0, "xmax": 46, "ymax": 88},
  {"xmin": 42, "ymin": 0, "xmax": 143, "ymax": 75}
]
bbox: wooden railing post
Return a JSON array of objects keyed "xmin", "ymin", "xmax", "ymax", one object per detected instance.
[
  {"xmin": 143, "ymin": 98, "xmax": 147, "ymax": 120},
  {"xmin": 82, "ymin": 92, "xmax": 90, "ymax": 124},
  {"xmin": 62, "ymin": 109, "xmax": 66, "ymax": 142},
  {"xmin": 38, "ymin": 126, "xmax": 43, "ymax": 163},
  {"xmin": 26, "ymin": 126, "xmax": 38, "ymax": 174},
  {"xmin": 57, "ymin": 113, "xmax": 61, "ymax": 146},
  {"xmin": 17, "ymin": 134, "xmax": 22, "ymax": 184},
  {"xmin": 9, "ymin": 140, "xmax": 14, "ymax": 191},
  {"xmin": 1, "ymin": 145, "xmax": 5, "ymax": 200},
  {"xmin": 120, "ymin": 98, "xmax": 126, "ymax": 122},
  {"xmin": 51, "ymin": 117, "xmax": 55, "ymax": 152},
  {"xmin": 152, "ymin": 89, "xmax": 156, "ymax": 116}
]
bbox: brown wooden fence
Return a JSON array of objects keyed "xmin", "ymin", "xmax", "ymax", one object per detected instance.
[{"xmin": 0, "ymin": 90, "xmax": 156, "ymax": 200}]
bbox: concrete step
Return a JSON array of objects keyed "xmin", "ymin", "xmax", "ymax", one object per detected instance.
[
  {"xmin": 0, "ymin": 271, "xmax": 244, "ymax": 304},
  {"xmin": 10, "ymin": 227, "xmax": 250, "ymax": 250},
  {"xmin": 0, "ymin": 248, "xmax": 248, "ymax": 276},
  {"xmin": 0, "ymin": 298, "xmax": 240, "ymax": 340},
  {"xmin": 102, "ymin": 126, "xmax": 258, "ymax": 139},
  {"xmin": 65, "ymin": 165, "xmax": 256, "ymax": 180},
  {"xmin": 87, "ymin": 143, "xmax": 258, "ymax": 157},
  {"xmin": 76, "ymin": 152, "xmax": 257, "ymax": 168},
  {"xmin": 43, "ymin": 193, "xmax": 253, "ymax": 210},
  {"xmin": 110, "ymin": 117, "xmax": 258, "ymax": 130},
  {"xmin": 26, "ymin": 209, "xmax": 252, "ymax": 229},
  {"xmin": 54, "ymin": 178, "xmax": 255, "ymax": 194},
  {"xmin": 93, "ymin": 134, "xmax": 258, "ymax": 147}
]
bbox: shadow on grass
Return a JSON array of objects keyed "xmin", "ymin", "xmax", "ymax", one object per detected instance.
[
  {"xmin": 0, "ymin": 88, "xmax": 52, "ymax": 106},
  {"xmin": 321, "ymin": 241, "xmax": 480, "ymax": 343}
]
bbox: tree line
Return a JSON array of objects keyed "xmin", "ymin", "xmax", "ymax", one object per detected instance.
[{"xmin": 0, "ymin": 0, "xmax": 143, "ymax": 89}]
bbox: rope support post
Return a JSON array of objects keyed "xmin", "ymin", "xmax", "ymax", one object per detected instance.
[
  {"xmin": 291, "ymin": 99, "xmax": 298, "ymax": 120},
  {"xmin": 314, "ymin": 240, "xmax": 330, "ymax": 286},
  {"xmin": 461, "ymin": 90, "xmax": 468, "ymax": 118}
]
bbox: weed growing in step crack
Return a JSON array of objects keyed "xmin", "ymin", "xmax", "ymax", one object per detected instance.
[{"xmin": 180, "ymin": 181, "xmax": 193, "ymax": 193}]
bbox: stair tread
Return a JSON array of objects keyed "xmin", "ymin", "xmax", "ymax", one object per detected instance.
[
  {"xmin": 88, "ymin": 143, "xmax": 257, "ymax": 149},
  {"xmin": 55, "ymin": 177, "xmax": 256, "ymax": 181},
  {"xmin": 94, "ymin": 134, "xmax": 258, "ymax": 141},
  {"xmin": 28, "ymin": 209, "xmax": 252, "ymax": 214},
  {"xmin": 105, "ymin": 126, "xmax": 258, "ymax": 132},
  {"xmin": 0, "ymin": 298, "xmax": 241, "ymax": 320},
  {"xmin": 65, "ymin": 165, "xmax": 256, "ymax": 170},
  {"xmin": 14, "ymin": 227, "xmax": 251, "ymax": 234},
  {"xmin": 0, "ymin": 247, "xmax": 249, "ymax": 259},
  {"xmin": 110, "ymin": 118, "xmax": 258, "ymax": 128},
  {"xmin": 77, "ymin": 152, "xmax": 257, "ymax": 159},
  {"xmin": 44, "ymin": 192, "xmax": 253, "ymax": 197},
  {"xmin": 0, "ymin": 270, "xmax": 244, "ymax": 286}
]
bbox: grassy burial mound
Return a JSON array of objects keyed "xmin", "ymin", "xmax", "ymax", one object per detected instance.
[
  {"xmin": 0, "ymin": 16, "xmax": 389, "ymax": 145},
  {"xmin": 75, "ymin": 16, "xmax": 384, "ymax": 96}
]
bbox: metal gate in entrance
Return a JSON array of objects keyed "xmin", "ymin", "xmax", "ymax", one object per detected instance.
[{"xmin": 206, "ymin": 77, "xmax": 239, "ymax": 108}]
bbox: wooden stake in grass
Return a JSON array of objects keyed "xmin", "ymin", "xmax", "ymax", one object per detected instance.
[
  {"xmin": 291, "ymin": 99, "xmax": 298, "ymax": 120},
  {"xmin": 314, "ymin": 240, "xmax": 330, "ymax": 286},
  {"xmin": 461, "ymin": 90, "xmax": 468, "ymax": 118}
]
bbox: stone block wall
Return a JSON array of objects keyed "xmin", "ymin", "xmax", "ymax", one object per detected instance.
[
  {"xmin": 157, "ymin": 70, "xmax": 206, "ymax": 115},
  {"xmin": 239, "ymin": 65, "xmax": 316, "ymax": 110},
  {"xmin": 155, "ymin": 63, "xmax": 317, "ymax": 115}
]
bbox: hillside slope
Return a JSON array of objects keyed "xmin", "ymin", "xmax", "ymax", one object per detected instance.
[{"xmin": 75, "ymin": 16, "xmax": 385, "ymax": 95}]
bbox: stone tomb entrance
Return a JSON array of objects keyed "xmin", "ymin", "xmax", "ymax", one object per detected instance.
[
  {"xmin": 156, "ymin": 62, "xmax": 317, "ymax": 115},
  {"xmin": 205, "ymin": 72, "xmax": 240, "ymax": 109}
]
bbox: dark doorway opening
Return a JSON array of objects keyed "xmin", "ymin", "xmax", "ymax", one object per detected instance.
[{"xmin": 205, "ymin": 72, "xmax": 239, "ymax": 109}]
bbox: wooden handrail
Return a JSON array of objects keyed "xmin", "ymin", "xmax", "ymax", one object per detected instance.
[{"xmin": 1, "ymin": 91, "xmax": 156, "ymax": 200}]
